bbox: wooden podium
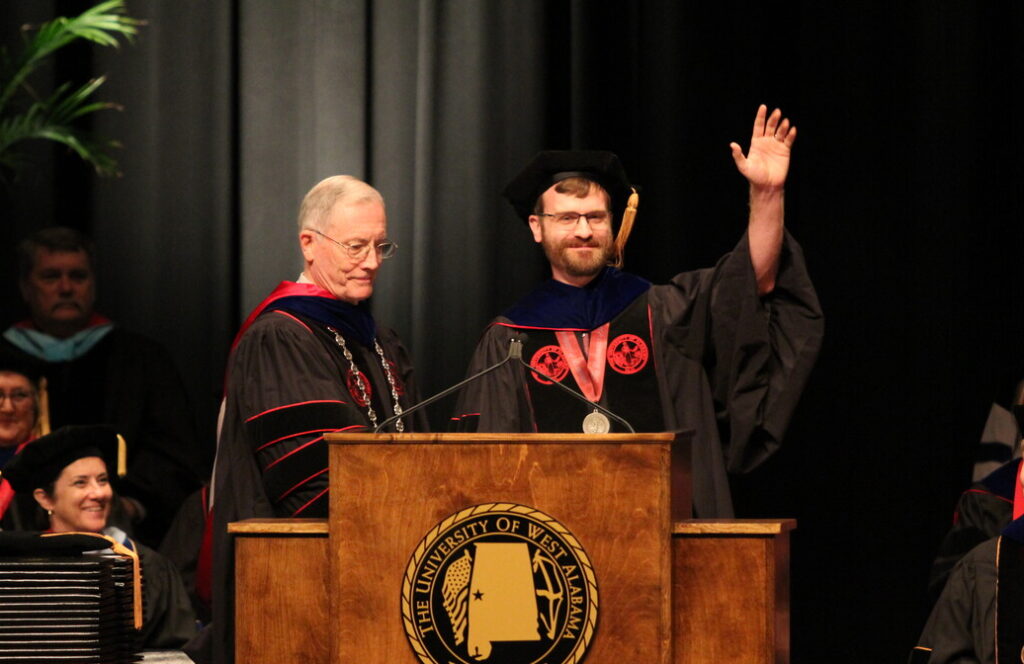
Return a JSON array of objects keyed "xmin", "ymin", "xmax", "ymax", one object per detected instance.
[{"xmin": 231, "ymin": 432, "xmax": 793, "ymax": 663}]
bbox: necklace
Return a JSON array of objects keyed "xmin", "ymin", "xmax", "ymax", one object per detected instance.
[{"xmin": 327, "ymin": 327, "xmax": 405, "ymax": 432}]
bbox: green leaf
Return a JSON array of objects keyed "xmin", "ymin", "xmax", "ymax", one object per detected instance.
[
  {"xmin": 0, "ymin": 0, "xmax": 139, "ymax": 112},
  {"xmin": 0, "ymin": 0, "xmax": 140, "ymax": 178}
]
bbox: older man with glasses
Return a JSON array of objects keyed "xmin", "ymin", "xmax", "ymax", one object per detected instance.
[
  {"xmin": 217, "ymin": 174, "xmax": 423, "ymax": 516},
  {"xmin": 203, "ymin": 175, "xmax": 424, "ymax": 664}
]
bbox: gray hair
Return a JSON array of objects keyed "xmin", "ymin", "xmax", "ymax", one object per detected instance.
[{"xmin": 297, "ymin": 175, "xmax": 384, "ymax": 232}]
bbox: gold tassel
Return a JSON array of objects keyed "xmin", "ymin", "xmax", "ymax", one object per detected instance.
[
  {"xmin": 34, "ymin": 377, "xmax": 51, "ymax": 438},
  {"xmin": 612, "ymin": 187, "xmax": 639, "ymax": 269},
  {"xmin": 116, "ymin": 434, "xmax": 127, "ymax": 478},
  {"xmin": 107, "ymin": 537, "xmax": 144, "ymax": 630}
]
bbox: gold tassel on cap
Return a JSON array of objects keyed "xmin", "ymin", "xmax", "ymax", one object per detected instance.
[
  {"xmin": 33, "ymin": 377, "xmax": 51, "ymax": 438},
  {"xmin": 612, "ymin": 187, "xmax": 639, "ymax": 269},
  {"xmin": 116, "ymin": 434, "xmax": 127, "ymax": 478}
]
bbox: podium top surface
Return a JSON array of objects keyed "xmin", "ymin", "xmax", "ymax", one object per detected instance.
[
  {"xmin": 323, "ymin": 431, "xmax": 689, "ymax": 445},
  {"xmin": 227, "ymin": 518, "xmax": 795, "ymax": 537},
  {"xmin": 228, "ymin": 518, "xmax": 328, "ymax": 535},
  {"xmin": 673, "ymin": 519, "xmax": 797, "ymax": 535}
]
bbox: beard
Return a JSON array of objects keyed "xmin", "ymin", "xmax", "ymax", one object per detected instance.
[{"xmin": 541, "ymin": 234, "xmax": 614, "ymax": 279}]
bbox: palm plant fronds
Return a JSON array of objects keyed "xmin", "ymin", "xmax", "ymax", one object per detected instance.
[
  {"xmin": 0, "ymin": 0, "xmax": 141, "ymax": 181},
  {"xmin": 0, "ymin": 77, "xmax": 122, "ymax": 177}
]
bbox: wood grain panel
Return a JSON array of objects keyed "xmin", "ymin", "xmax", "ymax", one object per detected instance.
[
  {"xmin": 326, "ymin": 432, "xmax": 678, "ymax": 444},
  {"xmin": 672, "ymin": 521, "xmax": 793, "ymax": 664},
  {"xmin": 235, "ymin": 529, "xmax": 329, "ymax": 664},
  {"xmin": 673, "ymin": 519, "xmax": 794, "ymax": 536},
  {"xmin": 328, "ymin": 436, "xmax": 679, "ymax": 664},
  {"xmin": 229, "ymin": 518, "xmax": 328, "ymax": 535}
]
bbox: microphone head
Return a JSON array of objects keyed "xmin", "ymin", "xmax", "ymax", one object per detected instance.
[{"xmin": 508, "ymin": 335, "xmax": 524, "ymax": 360}]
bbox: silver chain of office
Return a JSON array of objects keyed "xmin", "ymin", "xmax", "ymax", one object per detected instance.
[{"xmin": 328, "ymin": 327, "xmax": 405, "ymax": 433}]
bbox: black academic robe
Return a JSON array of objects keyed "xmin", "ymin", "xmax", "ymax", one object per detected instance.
[
  {"xmin": 0, "ymin": 329, "xmax": 204, "ymax": 546},
  {"xmin": 158, "ymin": 485, "xmax": 210, "ymax": 623},
  {"xmin": 455, "ymin": 232, "xmax": 823, "ymax": 517},
  {"xmin": 928, "ymin": 458, "xmax": 1018, "ymax": 603},
  {"xmin": 912, "ymin": 517, "xmax": 1024, "ymax": 664},
  {"xmin": 135, "ymin": 538, "xmax": 200, "ymax": 650},
  {"xmin": 207, "ymin": 306, "xmax": 424, "ymax": 664},
  {"xmin": 913, "ymin": 538, "xmax": 999, "ymax": 664}
]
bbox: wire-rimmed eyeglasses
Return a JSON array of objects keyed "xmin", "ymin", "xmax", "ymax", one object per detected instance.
[{"xmin": 311, "ymin": 229, "xmax": 398, "ymax": 260}]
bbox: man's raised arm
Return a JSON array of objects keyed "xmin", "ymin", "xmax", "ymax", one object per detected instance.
[{"xmin": 729, "ymin": 104, "xmax": 797, "ymax": 295}]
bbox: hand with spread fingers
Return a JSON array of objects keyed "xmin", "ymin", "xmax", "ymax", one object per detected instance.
[{"xmin": 730, "ymin": 104, "xmax": 796, "ymax": 192}]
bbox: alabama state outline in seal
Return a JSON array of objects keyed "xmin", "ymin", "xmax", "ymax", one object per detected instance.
[{"xmin": 402, "ymin": 503, "xmax": 599, "ymax": 664}]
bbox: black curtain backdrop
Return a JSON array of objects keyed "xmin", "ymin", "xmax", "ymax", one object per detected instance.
[{"xmin": 2, "ymin": 2, "xmax": 1023, "ymax": 662}]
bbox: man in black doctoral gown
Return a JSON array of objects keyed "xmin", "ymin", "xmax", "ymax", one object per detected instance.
[
  {"xmin": 202, "ymin": 175, "xmax": 425, "ymax": 664},
  {"xmin": 455, "ymin": 106, "xmax": 823, "ymax": 518},
  {"xmin": 911, "ymin": 462, "xmax": 1024, "ymax": 664},
  {"xmin": 927, "ymin": 401, "xmax": 1024, "ymax": 603}
]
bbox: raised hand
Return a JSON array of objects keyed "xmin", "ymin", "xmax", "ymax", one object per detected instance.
[{"xmin": 729, "ymin": 104, "xmax": 796, "ymax": 191}]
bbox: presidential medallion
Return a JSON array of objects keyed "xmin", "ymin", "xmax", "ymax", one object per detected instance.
[
  {"xmin": 402, "ymin": 503, "xmax": 598, "ymax": 664},
  {"xmin": 582, "ymin": 410, "xmax": 610, "ymax": 434}
]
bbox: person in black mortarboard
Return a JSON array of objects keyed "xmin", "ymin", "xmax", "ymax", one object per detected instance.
[
  {"xmin": 453, "ymin": 105, "xmax": 824, "ymax": 518},
  {"xmin": 2, "ymin": 425, "xmax": 198, "ymax": 650}
]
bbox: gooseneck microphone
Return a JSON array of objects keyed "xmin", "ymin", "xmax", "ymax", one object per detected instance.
[
  {"xmin": 510, "ymin": 335, "xmax": 635, "ymax": 433},
  {"xmin": 374, "ymin": 333, "xmax": 635, "ymax": 433},
  {"xmin": 374, "ymin": 335, "xmax": 526, "ymax": 433}
]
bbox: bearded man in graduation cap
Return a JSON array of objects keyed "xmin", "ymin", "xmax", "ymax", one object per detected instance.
[
  {"xmin": 203, "ymin": 175, "xmax": 424, "ymax": 664},
  {"xmin": 454, "ymin": 105, "xmax": 823, "ymax": 518}
]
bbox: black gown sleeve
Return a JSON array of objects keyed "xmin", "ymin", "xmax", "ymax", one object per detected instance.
[
  {"xmin": 137, "ymin": 541, "xmax": 199, "ymax": 650},
  {"xmin": 231, "ymin": 312, "xmax": 386, "ymax": 517},
  {"xmin": 913, "ymin": 538, "xmax": 997, "ymax": 663},
  {"xmin": 158, "ymin": 485, "xmax": 210, "ymax": 622},
  {"xmin": 453, "ymin": 322, "xmax": 535, "ymax": 433},
  {"xmin": 928, "ymin": 487, "xmax": 1013, "ymax": 603},
  {"xmin": 651, "ymin": 231, "xmax": 823, "ymax": 474}
]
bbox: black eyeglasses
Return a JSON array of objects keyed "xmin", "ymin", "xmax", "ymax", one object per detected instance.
[
  {"xmin": 537, "ymin": 211, "xmax": 611, "ymax": 227},
  {"xmin": 311, "ymin": 229, "xmax": 398, "ymax": 260}
]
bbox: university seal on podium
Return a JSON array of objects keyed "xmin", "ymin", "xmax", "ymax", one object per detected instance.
[{"xmin": 402, "ymin": 503, "xmax": 598, "ymax": 664}]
